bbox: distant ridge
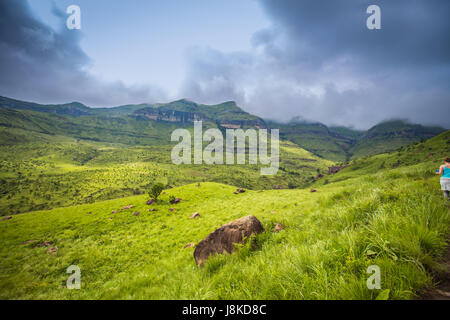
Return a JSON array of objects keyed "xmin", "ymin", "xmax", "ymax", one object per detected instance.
[
  {"xmin": 0, "ymin": 95, "xmax": 446, "ymax": 161},
  {"xmin": 267, "ymin": 119, "xmax": 446, "ymax": 161}
]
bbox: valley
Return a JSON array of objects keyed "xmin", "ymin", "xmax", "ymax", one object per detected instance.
[
  {"xmin": 0, "ymin": 130, "xmax": 448, "ymax": 299},
  {"xmin": 0, "ymin": 95, "xmax": 449, "ymax": 300}
]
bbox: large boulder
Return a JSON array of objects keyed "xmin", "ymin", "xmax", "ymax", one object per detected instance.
[{"xmin": 194, "ymin": 215, "xmax": 263, "ymax": 266}]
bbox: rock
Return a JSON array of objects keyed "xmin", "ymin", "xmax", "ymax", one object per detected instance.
[
  {"xmin": 273, "ymin": 223, "xmax": 284, "ymax": 232},
  {"xmin": 22, "ymin": 240, "xmax": 37, "ymax": 245},
  {"xmin": 170, "ymin": 198, "xmax": 182, "ymax": 204},
  {"xmin": 146, "ymin": 199, "xmax": 156, "ymax": 205},
  {"xmin": 328, "ymin": 165, "xmax": 347, "ymax": 174},
  {"xmin": 190, "ymin": 212, "xmax": 200, "ymax": 219},
  {"xmin": 169, "ymin": 208, "xmax": 175, "ymax": 212},
  {"xmin": 273, "ymin": 185, "xmax": 283, "ymax": 190},
  {"xmin": 121, "ymin": 205, "xmax": 134, "ymax": 210},
  {"xmin": 111, "ymin": 210, "xmax": 118, "ymax": 214},
  {"xmin": 184, "ymin": 242, "xmax": 195, "ymax": 249},
  {"xmin": 36, "ymin": 241, "xmax": 53, "ymax": 247},
  {"xmin": 310, "ymin": 188, "xmax": 317, "ymax": 193},
  {"xmin": 1, "ymin": 216, "xmax": 12, "ymax": 221},
  {"xmin": 47, "ymin": 247, "xmax": 58, "ymax": 254},
  {"xmin": 133, "ymin": 211, "xmax": 140, "ymax": 216},
  {"xmin": 194, "ymin": 215, "xmax": 264, "ymax": 266},
  {"xmin": 236, "ymin": 188, "xmax": 246, "ymax": 193}
]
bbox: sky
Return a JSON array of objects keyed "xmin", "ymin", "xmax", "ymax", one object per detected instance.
[{"xmin": 0, "ymin": 0, "xmax": 449, "ymax": 129}]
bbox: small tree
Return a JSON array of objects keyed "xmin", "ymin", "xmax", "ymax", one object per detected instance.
[{"xmin": 148, "ymin": 183, "xmax": 164, "ymax": 201}]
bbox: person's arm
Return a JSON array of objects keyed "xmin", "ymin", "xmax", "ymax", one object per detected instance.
[{"xmin": 436, "ymin": 165, "xmax": 444, "ymax": 175}]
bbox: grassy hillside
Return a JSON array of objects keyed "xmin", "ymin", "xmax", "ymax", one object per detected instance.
[
  {"xmin": 318, "ymin": 130, "xmax": 450, "ymax": 186},
  {"xmin": 2, "ymin": 96, "xmax": 445, "ymax": 162},
  {"xmin": 349, "ymin": 120, "xmax": 445, "ymax": 159},
  {"xmin": 0, "ymin": 96, "xmax": 265, "ymax": 126},
  {"xmin": 269, "ymin": 119, "xmax": 445, "ymax": 162},
  {"xmin": 0, "ymin": 132, "xmax": 448, "ymax": 299},
  {"xmin": 269, "ymin": 121, "xmax": 361, "ymax": 162},
  {"xmin": 0, "ymin": 124, "xmax": 333, "ymax": 215},
  {"xmin": 0, "ymin": 106, "xmax": 193, "ymax": 145}
]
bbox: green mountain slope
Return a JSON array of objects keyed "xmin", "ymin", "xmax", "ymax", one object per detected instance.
[
  {"xmin": 0, "ymin": 132, "xmax": 448, "ymax": 299},
  {"xmin": 0, "ymin": 107, "xmax": 333, "ymax": 215},
  {"xmin": 0, "ymin": 96, "xmax": 93, "ymax": 116},
  {"xmin": 2, "ymin": 96, "xmax": 445, "ymax": 162},
  {"xmin": 0, "ymin": 96, "xmax": 266, "ymax": 129},
  {"xmin": 317, "ymin": 130, "xmax": 450, "ymax": 186},
  {"xmin": 269, "ymin": 119, "xmax": 445, "ymax": 161},
  {"xmin": 0, "ymin": 106, "xmax": 189, "ymax": 145},
  {"xmin": 268, "ymin": 120, "xmax": 363, "ymax": 162},
  {"xmin": 349, "ymin": 120, "xmax": 445, "ymax": 159}
]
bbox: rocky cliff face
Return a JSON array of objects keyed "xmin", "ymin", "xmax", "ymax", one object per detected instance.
[
  {"xmin": 134, "ymin": 107, "xmax": 266, "ymax": 128},
  {"xmin": 134, "ymin": 107, "xmax": 208, "ymax": 123},
  {"xmin": 217, "ymin": 119, "xmax": 267, "ymax": 129}
]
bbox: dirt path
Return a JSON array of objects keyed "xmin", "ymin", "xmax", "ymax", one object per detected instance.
[{"xmin": 420, "ymin": 238, "xmax": 450, "ymax": 300}]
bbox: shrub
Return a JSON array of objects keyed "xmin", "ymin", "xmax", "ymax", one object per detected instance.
[{"xmin": 148, "ymin": 183, "xmax": 164, "ymax": 201}]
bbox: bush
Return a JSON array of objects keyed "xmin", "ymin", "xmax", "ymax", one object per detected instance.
[{"xmin": 148, "ymin": 183, "xmax": 164, "ymax": 201}]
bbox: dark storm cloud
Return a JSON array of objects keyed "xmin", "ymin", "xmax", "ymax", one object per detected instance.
[
  {"xmin": 0, "ymin": 0, "xmax": 166, "ymax": 106},
  {"xmin": 258, "ymin": 0, "xmax": 450, "ymax": 76},
  {"xmin": 182, "ymin": 0, "xmax": 450, "ymax": 129}
]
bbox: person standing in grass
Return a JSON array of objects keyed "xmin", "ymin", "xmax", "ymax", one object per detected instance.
[{"xmin": 436, "ymin": 157, "xmax": 450, "ymax": 199}]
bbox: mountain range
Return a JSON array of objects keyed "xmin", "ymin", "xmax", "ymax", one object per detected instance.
[{"xmin": 0, "ymin": 95, "xmax": 446, "ymax": 161}]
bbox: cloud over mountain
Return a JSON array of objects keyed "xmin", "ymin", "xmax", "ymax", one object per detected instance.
[
  {"xmin": 0, "ymin": 0, "xmax": 167, "ymax": 106},
  {"xmin": 0, "ymin": 0, "xmax": 448, "ymax": 129},
  {"xmin": 181, "ymin": 0, "xmax": 450, "ymax": 129}
]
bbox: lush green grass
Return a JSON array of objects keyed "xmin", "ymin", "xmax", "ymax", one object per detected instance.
[
  {"xmin": 0, "ymin": 159, "xmax": 448, "ymax": 299},
  {"xmin": 317, "ymin": 131, "xmax": 450, "ymax": 186},
  {"xmin": 269, "ymin": 121, "xmax": 357, "ymax": 162},
  {"xmin": 0, "ymin": 127, "xmax": 333, "ymax": 215},
  {"xmin": 2, "ymin": 95, "xmax": 445, "ymax": 164},
  {"xmin": 0, "ymin": 96, "xmax": 448, "ymax": 300}
]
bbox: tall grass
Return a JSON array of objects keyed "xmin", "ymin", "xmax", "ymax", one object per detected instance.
[{"xmin": 0, "ymin": 163, "xmax": 448, "ymax": 299}]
